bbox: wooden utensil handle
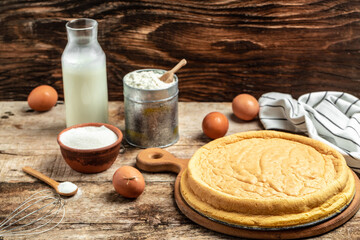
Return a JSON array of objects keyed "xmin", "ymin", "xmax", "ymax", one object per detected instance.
[
  {"xmin": 170, "ymin": 59, "xmax": 187, "ymax": 74},
  {"xmin": 136, "ymin": 148, "xmax": 189, "ymax": 174},
  {"xmin": 22, "ymin": 166, "xmax": 59, "ymax": 188}
]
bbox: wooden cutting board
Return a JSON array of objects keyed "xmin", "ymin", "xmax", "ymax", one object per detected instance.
[{"xmin": 136, "ymin": 148, "xmax": 360, "ymax": 239}]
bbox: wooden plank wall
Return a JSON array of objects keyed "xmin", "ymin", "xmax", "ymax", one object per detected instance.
[{"xmin": 1, "ymin": 0, "xmax": 360, "ymax": 102}]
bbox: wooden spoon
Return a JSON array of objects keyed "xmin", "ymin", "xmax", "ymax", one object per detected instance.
[
  {"xmin": 22, "ymin": 166, "xmax": 78, "ymax": 197},
  {"xmin": 160, "ymin": 59, "xmax": 187, "ymax": 83}
]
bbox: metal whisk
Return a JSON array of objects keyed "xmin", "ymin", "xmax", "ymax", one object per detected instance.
[{"xmin": 0, "ymin": 190, "xmax": 65, "ymax": 237}]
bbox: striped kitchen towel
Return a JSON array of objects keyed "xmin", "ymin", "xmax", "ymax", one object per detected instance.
[{"xmin": 259, "ymin": 91, "xmax": 360, "ymax": 172}]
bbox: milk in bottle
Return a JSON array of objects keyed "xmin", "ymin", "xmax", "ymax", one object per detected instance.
[{"xmin": 61, "ymin": 18, "xmax": 108, "ymax": 127}]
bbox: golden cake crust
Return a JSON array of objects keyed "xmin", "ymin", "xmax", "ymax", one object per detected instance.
[{"xmin": 180, "ymin": 130, "xmax": 355, "ymax": 227}]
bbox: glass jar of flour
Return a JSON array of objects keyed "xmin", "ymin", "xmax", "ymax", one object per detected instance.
[
  {"xmin": 123, "ymin": 69, "xmax": 179, "ymax": 148},
  {"xmin": 61, "ymin": 18, "xmax": 108, "ymax": 127}
]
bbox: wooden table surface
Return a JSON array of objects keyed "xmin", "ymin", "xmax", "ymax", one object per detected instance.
[{"xmin": 1, "ymin": 101, "xmax": 359, "ymax": 240}]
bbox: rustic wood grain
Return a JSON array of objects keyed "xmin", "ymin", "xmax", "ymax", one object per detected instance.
[
  {"xmin": 1, "ymin": 101, "xmax": 360, "ymax": 239},
  {"xmin": 1, "ymin": 1, "xmax": 360, "ymax": 102}
]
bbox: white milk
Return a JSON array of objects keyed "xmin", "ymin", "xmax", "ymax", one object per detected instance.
[
  {"xmin": 61, "ymin": 19, "xmax": 109, "ymax": 127},
  {"xmin": 62, "ymin": 56, "xmax": 108, "ymax": 127}
]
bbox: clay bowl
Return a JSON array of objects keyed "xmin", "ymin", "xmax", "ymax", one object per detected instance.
[{"xmin": 57, "ymin": 122, "xmax": 123, "ymax": 174}]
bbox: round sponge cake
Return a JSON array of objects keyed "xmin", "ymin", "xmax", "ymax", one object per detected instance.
[{"xmin": 180, "ymin": 130, "xmax": 355, "ymax": 228}]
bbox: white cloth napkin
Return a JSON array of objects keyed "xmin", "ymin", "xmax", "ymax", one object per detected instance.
[{"xmin": 259, "ymin": 91, "xmax": 360, "ymax": 172}]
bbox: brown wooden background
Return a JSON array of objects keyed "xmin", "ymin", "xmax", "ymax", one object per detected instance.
[{"xmin": 1, "ymin": 0, "xmax": 360, "ymax": 102}]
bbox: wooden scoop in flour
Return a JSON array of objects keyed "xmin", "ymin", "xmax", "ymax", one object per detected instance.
[{"xmin": 160, "ymin": 59, "xmax": 187, "ymax": 83}]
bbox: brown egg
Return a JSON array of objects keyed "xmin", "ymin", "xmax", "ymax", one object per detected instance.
[
  {"xmin": 232, "ymin": 94, "xmax": 259, "ymax": 121},
  {"xmin": 113, "ymin": 166, "xmax": 145, "ymax": 198},
  {"xmin": 202, "ymin": 112, "xmax": 229, "ymax": 139},
  {"xmin": 27, "ymin": 85, "xmax": 58, "ymax": 112}
]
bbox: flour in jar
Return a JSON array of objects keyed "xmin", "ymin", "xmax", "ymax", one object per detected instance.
[{"xmin": 124, "ymin": 70, "xmax": 174, "ymax": 90}]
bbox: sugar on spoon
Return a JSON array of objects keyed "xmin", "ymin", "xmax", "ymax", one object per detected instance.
[
  {"xmin": 159, "ymin": 59, "xmax": 187, "ymax": 83},
  {"xmin": 22, "ymin": 166, "xmax": 78, "ymax": 197}
]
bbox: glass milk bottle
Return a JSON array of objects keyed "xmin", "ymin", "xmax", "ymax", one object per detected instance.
[{"xmin": 61, "ymin": 18, "xmax": 108, "ymax": 127}]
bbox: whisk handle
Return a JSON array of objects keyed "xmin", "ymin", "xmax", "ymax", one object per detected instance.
[{"xmin": 22, "ymin": 166, "xmax": 59, "ymax": 189}]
